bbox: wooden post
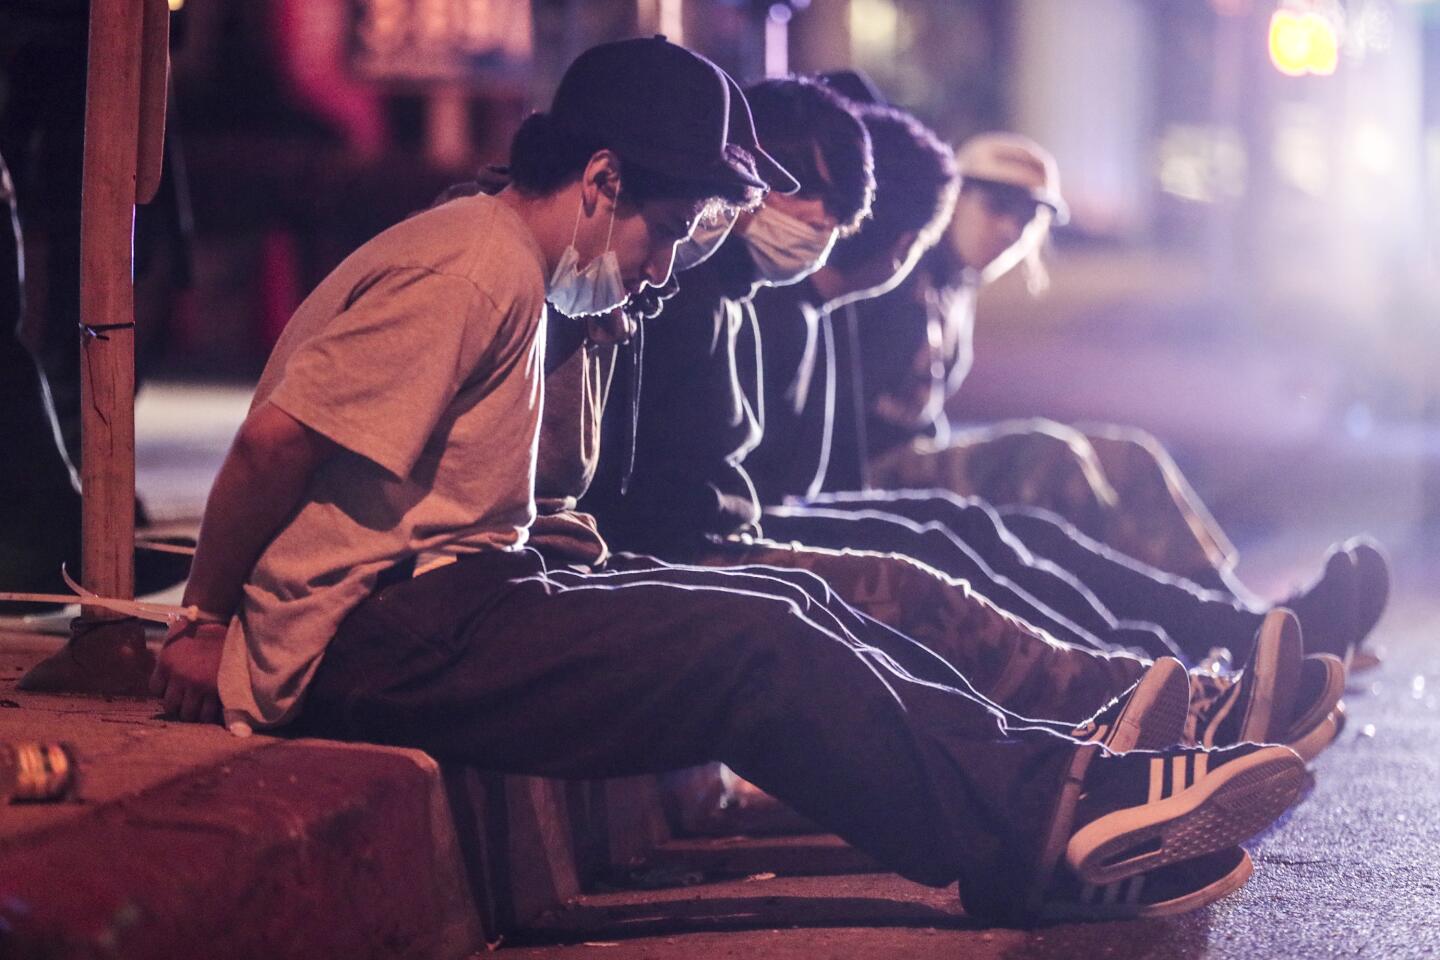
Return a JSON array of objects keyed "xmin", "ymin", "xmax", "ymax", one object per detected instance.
[{"xmin": 19, "ymin": 0, "xmax": 169, "ymax": 696}]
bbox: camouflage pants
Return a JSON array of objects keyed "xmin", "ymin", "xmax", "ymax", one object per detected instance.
[
  {"xmin": 691, "ymin": 538, "xmax": 1147, "ymax": 726},
  {"xmin": 871, "ymin": 418, "xmax": 1237, "ymax": 589}
]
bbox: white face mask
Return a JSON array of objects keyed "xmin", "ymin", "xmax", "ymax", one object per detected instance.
[
  {"xmin": 739, "ymin": 204, "xmax": 838, "ymax": 286},
  {"xmin": 671, "ymin": 207, "xmax": 739, "ymax": 273},
  {"xmin": 547, "ymin": 192, "xmax": 628, "ymax": 317}
]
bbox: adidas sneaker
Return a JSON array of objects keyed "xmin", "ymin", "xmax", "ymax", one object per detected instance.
[
  {"xmin": 1066, "ymin": 742, "xmax": 1306, "ymax": 886},
  {"xmin": 1037, "ymin": 846, "xmax": 1252, "ymax": 921}
]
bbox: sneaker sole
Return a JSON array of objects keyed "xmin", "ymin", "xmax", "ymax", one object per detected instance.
[
  {"xmin": 1236, "ymin": 609, "xmax": 1302, "ymax": 745},
  {"xmin": 1039, "ymin": 849, "xmax": 1253, "ymax": 921},
  {"xmin": 1108, "ymin": 657, "xmax": 1190, "ymax": 753},
  {"xmin": 1066, "ymin": 746, "xmax": 1306, "ymax": 886},
  {"xmin": 1289, "ymin": 705, "xmax": 1344, "ymax": 764},
  {"xmin": 1283, "ymin": 655, "xmax": 1346, "ymax": 762}
]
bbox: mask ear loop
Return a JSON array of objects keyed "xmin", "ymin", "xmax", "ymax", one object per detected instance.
[
  {"xmin": 601, "ymin": 186, "xmax": 618, "ymax": 252},
  {"xmin": 569, "ymin": 192, "xmax": 585, "ymax": 246},
  {"xmin": 571, "ymin": 181, "xmax": 620, "ymax": 260}
]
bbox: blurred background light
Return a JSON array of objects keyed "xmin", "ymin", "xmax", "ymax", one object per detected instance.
[
  {"xmin": 1210, "ymin": 0, "xmax": 1255, "ymax": 16},
  {"xmin": 765, "ymin": 3, "xmax": 791, "ymax": 77},
  {"xmin": 1272, "ymin": 104, "xmax": 1331, "ymax": 195},
  {"xmin": 1352, "ymin": 119, "xmax": 1398, "ymax": 176},
  {"xmin": 1270, "ymin": 8, "xmax": 1342, "ymax": 76},
  {"xmin": 1157, "ymin": 125, "xmax": 1249, "ymax": 204},
  {"xmin": 1348, "ymin": 0, "xmax": 1396, "ymax": 57},
  {"xmin": 849, "ymin": 0, "xmax": 900, "ymax": 58},
  {"xmin": 660, "ymin": 0, "xmax": 685, "ymax": 45}
]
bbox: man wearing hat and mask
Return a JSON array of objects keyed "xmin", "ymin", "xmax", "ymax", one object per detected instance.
[
  {"xmin": 777, "ymin": 130, "xmax": 1387, "ymax": 671},
  {"xmin": 151, "ymin": 41, "xmax": 1308, "ymax": 925},
  {"xmin": 858, "ymin": 132, "xmax": 1239, "ymax": 591}
]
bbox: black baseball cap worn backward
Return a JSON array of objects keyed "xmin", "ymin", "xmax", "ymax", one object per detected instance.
[{"xmin": 550, "ymin": 36, "xmax": 800, "ymax": 196}]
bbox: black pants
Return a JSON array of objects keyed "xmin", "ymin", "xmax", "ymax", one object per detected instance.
[
  {"xmin": 772, "ymin": 490, "xmax": 1262, "ymax": 663},
  {"xmin": 295, "ymin": 549, "xmax": 1085, "ymax": 918}
]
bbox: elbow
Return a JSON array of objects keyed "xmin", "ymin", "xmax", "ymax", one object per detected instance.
[{"xmin": 230, "ymin": 404, "xmax": 332, "ymax": 478}]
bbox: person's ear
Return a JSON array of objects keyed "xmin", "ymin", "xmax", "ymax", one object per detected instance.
[{"xmin": 581, "ymin": 150, "xmax": 624, "ymax": 213}]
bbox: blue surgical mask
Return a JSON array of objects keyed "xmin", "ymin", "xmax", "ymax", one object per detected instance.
[
  {"xmin": 739, "ymin": 204, "xmax": 838, "ymax": 286},
  {"xmin": 672, "ymin": 207, "xmax": 739, "ymax": 273},
  {"xmin": 547, "ymin": 193, "xmax": 627, "ymax": 317}
]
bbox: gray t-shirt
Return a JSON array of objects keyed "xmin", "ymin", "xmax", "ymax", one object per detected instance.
[{"xmin": 218, "ymin": 193, "xmax": 548, "ymax": 732}]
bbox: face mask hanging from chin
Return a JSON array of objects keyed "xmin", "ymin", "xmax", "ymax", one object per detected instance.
[
  {"xmin": 740, "ymin": 204, "xmax": 838, "ymax": 287},
  {"xmin": 547, "ymin": 189, "xmax": 628, "ymax": 317},
  {"xmin": 671, "ymin": 206, "xmax": 739, "ymax": 273}
]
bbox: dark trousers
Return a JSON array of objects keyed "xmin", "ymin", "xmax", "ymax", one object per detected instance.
[
  {"xmin": 295, "ymin": 549, "xmax": 1083, "ymax": 918},
  {"xmin": 761, "ymin": 501, "xmax": 1180, "ymax": 662},
  {"xmin": 779, "ymin": 490, "xmax": 1262, "ymax": 663},
  {"xmin": 998, "ymin": 504, "xmax": 1262, "ymax": 659}
]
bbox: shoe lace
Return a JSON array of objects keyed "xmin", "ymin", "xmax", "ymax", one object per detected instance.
[
  {"xmin": 1185, "ymin": 672, "xmax": 1233, "ymax": 744},
  {"xmin": 1069, "ymin": 709, "xmax": 1108, "ymax": 743},
  {"xmin": 1194, "ymin": 646, "xmax": 1234, "ymax": 677}
]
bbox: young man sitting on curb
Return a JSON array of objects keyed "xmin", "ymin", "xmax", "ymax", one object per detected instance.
[
  {"xmin": 581, "ymin": 83, "xmax": 1341, "ymax": 762},
  {"xmin": 152, "ymin": 39, "xmax": 1307, "ymax": 924}
]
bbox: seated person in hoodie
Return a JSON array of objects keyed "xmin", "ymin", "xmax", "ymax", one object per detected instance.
[
  {"xmin": 145, "ymin": 40, "xmax": 1313, "ymax": 926},
  {"xmin": 581, "ymin": 80, "xmax": 1341, "ymax": 759},
  {"xmin": 771, "ymin": 129, "xmax": 1387, "ymax": 670}
]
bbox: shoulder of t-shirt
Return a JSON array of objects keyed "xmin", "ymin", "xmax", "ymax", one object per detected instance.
[{"xmin": 381, "ymin": 193, "xmax": 547, "ymax": 320}]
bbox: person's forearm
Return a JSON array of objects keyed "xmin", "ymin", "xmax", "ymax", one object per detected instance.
[{"xmin": 183, "ymin": 407, "xmax": 329, "ymax": 619}]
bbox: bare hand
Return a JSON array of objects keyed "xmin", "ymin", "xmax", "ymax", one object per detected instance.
[{"xmin": 150, "ymin": 620, "xmax": 228, "ymax": 724}]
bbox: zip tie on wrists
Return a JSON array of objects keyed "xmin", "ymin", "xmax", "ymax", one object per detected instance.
[{"xmin": 0, "ymin": 566, "xmax": 217, "ymax": 626}]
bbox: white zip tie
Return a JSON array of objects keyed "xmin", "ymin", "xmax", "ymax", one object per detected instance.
[{"xmin": 0, "ymin": 566, "xmax": 202, "ymax": 625}]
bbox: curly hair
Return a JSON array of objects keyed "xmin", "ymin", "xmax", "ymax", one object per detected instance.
[
  {"xmin": 824, "ymin": 105, "xmax": 958, "ymax": 272},
  {"xmin": 744, "ymin": 77, "xmax": 875, "ymax": 236}
]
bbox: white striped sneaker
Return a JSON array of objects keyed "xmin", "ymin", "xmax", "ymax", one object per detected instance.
[
  {"xmin": 1066, "ymin": 742, "xmax": 1306, "ymax": 886},
  {"xmin": 1185, "ymin": 609, "xmax": 1303, "ymax": 748},
  {"xmin": 1071, "ymin": 656, "xmax": 1190, "ymax": 753},
  {"xmin": 1188, "ymin": 651, "xmax": 1345, "ymax": 759},
  {"xmin": 1037, "ymin": 846, "xmax": 1253, "ymax": 921},
  {"xmin": 1025, "ymin": 657, "xmax": 1191, "ymax": 916}
]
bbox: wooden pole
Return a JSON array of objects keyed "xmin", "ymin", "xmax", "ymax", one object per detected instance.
[
  {"xmin": 136, "ymin": 0, "xmax": 170, "ymax": 206},
  {"xmin": 20, "ymin": 0, "xmax": 169, "ymax": 696}
]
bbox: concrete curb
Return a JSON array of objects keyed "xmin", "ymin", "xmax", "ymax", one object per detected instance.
[{"xmin": 0, "ymin": 740, "xmax": 483, "ymax": 959}]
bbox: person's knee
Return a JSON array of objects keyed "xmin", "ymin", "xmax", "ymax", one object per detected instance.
[
  {"xmin": 1010, "ymin": 416, "xmax": 1077, "ymax": 444},
  {"xmin": 1081, "ymin": 423, "xmax": 1169, "ymax": 470},
  {"xmin": 1021, "ymin": 435, "xmax": 1094, "ymax": 497}
]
